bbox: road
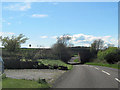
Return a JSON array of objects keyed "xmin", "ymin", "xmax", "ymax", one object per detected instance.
[
  {"xmin": 53, "ymin": 65, "xmax": 119, "ymax": 88},
  {"xmin": 69, "ymin": 57, "xmax": 79, "ymax": 62}
]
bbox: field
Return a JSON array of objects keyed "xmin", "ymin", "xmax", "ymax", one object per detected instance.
[
  {"xmin": 2, "ymin": 78, "xmax": 50, "ymax": 88},
  {"xmin": 38, "ymin": 59, "xmax": 73, "ymax": 70},
  {"xmin": 3, "ymin": 59, "xmax": 72, "ymax": 88},
  {"xmin": 4, "ymin": 69, "xmax": 66, "ymax": 84},
  {"xmin": 85, "ymin": 62, "xmax": 120, "ymax": 69}
]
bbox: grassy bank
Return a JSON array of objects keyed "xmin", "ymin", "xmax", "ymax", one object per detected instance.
[
  {"xmin": 38, "ymin": 59, "xmax": 73, "ymax": 70},
  {"xmin": 74, "ymin": 58, "xmax": 80, "ymax": 63},
  {"xmin": 85, "ymin": 62, "xmax": 120, "ymax": 69},
  {"xmin": 2, "ymin": 78, "xmax": 50, "ymax": 88}
]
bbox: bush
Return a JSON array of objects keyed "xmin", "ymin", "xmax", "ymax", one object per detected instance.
[
  {"xmin": 37, "ymin": 63, "xmax": 49, "ymax": 69},
  {"xmin": 97, "ymin": 50, "xmax": 105, "ymax": 60},
  {"xmin": 3, "ymin": 54, "xmax": 39, "ymax": 69},
  {"xmin": 33, "ymin": 50, "xmax": 58, "ymax": 60},
  {"xmin": 58, "ymin": 66, "xmax": 68, "ymax": 70},
  {"xmin": 53, "ymin": 64, "xmax": 59, "ymax": 69},
  {"xmin": 4, "ymin": 57, "xmax": 21, "ymax": 69},
  {"xmin": 104, "ymin": 52, "xmax": 117, "ymax": 64},
  {"xmin": 23, "ymin": 51, "xmax": 36, "ymax": 60},
  {"xmin": 97, "ymin": 47, "xmax": 120, "ymax": 64},
  {"xmin": 20, "ymin": 61, "xmax": 38, "ymax": 69},
  {"xmin": 52, "ymin": 43, "xmax": 72, "ymax": 63},
  {"xmin": 2, "ymin": 73, "xmax": 6, "ymax": 79},
  {"xmin": 37, "ymin": 78, "xmax": 47, "ymax": 84}
]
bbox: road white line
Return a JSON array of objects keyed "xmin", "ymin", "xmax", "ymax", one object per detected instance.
[
  {"xmin": 102, "ymin": 70, "xmax": 110, "ymax": 75},
  {"xmin": 115, "ymin": 78, "xmax": 120, "ymax": 83},
  {"xmin": 95, "ymin": 67, "xmax": 99, "ymax": 70}
]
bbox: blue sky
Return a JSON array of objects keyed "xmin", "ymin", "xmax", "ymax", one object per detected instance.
[{"xmin": 1, "ymin": 2, "xmax": 118, "ymax": 48}]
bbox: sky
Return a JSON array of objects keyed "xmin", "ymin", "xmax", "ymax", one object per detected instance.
[{"xmin": 1, "ymin": 2, "xmax": 118, "ymax": 48}]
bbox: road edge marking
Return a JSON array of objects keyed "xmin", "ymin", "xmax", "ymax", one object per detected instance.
[
  {"xmin": 115, "ymin": 78, "xmax": 120, "ymax": 83},
  {"xmin": 102, "ymin": 70, "xmax": 110, "ymax": 75},
  {"xmin": 95, "ymin": 67, "xmax": 99, "ymax": 70}
]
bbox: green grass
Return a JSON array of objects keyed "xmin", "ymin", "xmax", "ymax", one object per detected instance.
[
  {"xmin": 85, "ymin": 62, "xmax": 120, "ymax": 69},
  {"xmin": 74, "ymin": 58, "xmax": 80, "ymax": 63},
  {"xmin": 74, "ymin": 55, "xmax": 78, "ymax": 57},
  {"xmin": 38, "ymin": 59, "xmax": 73, "ymax": 70},
  {"xmin": 2, "ymin": 78, "xmax": 50, "ymax": 88}
]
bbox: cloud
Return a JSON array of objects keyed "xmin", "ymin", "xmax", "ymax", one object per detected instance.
[
  {"xmin": 56, "ymin": 34, "xmax": 118, "ymax": 47},
  {"xmin": 40, "ymin": 36, "xmax": 48, "ymax": 38},
  {"xmin": 51, "ymin": 36, "xmax": 58, "ymax": 39},
  {"xmin": 2, "ymin": 19, "xmax": 11, "ymax": 25},
  {"xmin": 0, "ymin": 32, "xmax": 15, "ymax": 37},
  {"xmin": 7, "ymin": 22, "xmax": 11, "ymax": 25},
  {"xmin": 4, "ymin": 2, "xmax": 31, "ymax": 11},
  {"xmin": 52, "ymin": 2, "xmax": 59, "ymax": 5},
  {"xmin": 32, "ymin": 14, "xmax": 48, "ymax": 18}
]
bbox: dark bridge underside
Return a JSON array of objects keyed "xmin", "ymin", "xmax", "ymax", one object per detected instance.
[{"xmin": 70, "ymin": 47, "xmax": 92, "ymax": 63}]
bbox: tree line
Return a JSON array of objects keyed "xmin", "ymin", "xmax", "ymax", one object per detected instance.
[
  {"xmin": 90, "ymin": 39, "xmax": 120, "ymax": 64},
  {"xmin": 0, "ymin": 34, "xmax": 119, "ymax": 65},
  {"xmin": 0, "ymin": 34, "xmax": 72, "ymax": 64}
]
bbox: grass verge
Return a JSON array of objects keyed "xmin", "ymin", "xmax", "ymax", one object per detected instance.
[
  {"xmin": 85, "ymin": 62, "xmax": 120, "ymax": 69},
  {"xmin": 38, "ymin": 59, "xmax": 73, "ymax": 70},
  {"xmin": 74, "ymin": 58, "xmax": 80, "ymax": 63},
  {"xmin": 73, "ymin": 55, "xmax": 78, "ymax": 57},
  {"xmin": 2, "ymin": 77, "xmax": 50, "ymax": 88}
]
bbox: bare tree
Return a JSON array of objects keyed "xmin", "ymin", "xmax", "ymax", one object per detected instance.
[
  {"xmin": 91, "ymin": 39, "xmax": 104, "ymax": 51},
  {"xmin": 90, "ymin": 39, "xmax": 104, "ymax": 57},
  {"xmin": 57, "ymin": 34, "xmax": 71, "ymax": 46},
  {"xmin": 52, "ymin": 34, "xmax": 72, "ymax": 63}
]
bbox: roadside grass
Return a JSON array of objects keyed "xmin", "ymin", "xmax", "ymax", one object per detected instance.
[
  {"xmin": 85, "ymin": 62, "xmax": 120, "ymax": 69},
  {"xmin": 74, "ymin": 55, "xmax": 78, "ymax": 57},
  {"xmin": 2, "ymin": 77, "xmax": 50, "ymax": 88},
  {"xmin": 38, "ymin": 59, "xmax": 73, "ymax": 70},
  {"xmin": 74, "ymin": 58, "xmax": 80, "ymax": 63}
]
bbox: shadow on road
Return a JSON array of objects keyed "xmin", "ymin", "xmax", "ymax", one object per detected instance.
[{"xmin": 68, "ymin": 62, "xmax": 84, "ymax": 65}]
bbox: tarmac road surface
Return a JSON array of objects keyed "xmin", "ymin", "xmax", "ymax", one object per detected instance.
[{"xmin": 53, "ymin": 65, "xmax": 119, "ymax": 88}]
